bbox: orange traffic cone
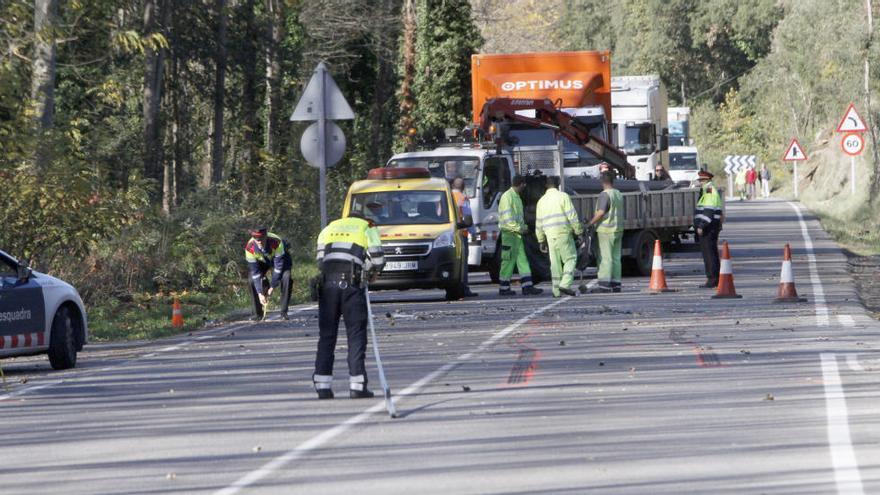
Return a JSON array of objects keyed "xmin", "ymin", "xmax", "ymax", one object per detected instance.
[
  {"xmin": 774, "ymin": 243, "xmax": 807, "ymax": 303},
  {"xmin": 171, "ymin": 297, "xmax": 184, "ymax": 328},
  {"xmin": 712, "ymin": 241, "xmax": 742, "ymax": 299},
  {"xmin": 648, "ymin": 239, "xmax": 674, "ymax": 293}
]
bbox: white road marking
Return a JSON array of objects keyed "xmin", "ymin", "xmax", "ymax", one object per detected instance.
[
  {"xmin": 0, "ymin": 302, "xmax": 319, "ymax": 403},
  {"xmin": 788, "ymin": 202, "xmax": 829, "ymax": 326},
  {"xmin": 845, "ymin": 355, "xmax": 865, "ymax": 372},
  {"xmin": 837, "ymin": 315, "xmax": 855, "ymax": 328},
  {"xmin": 213, "ymin": 296, "xmax": 571, "ymax": 495},
  {"xmin": 788, "ymin": 202, "xmax": 864, "ymax": 492},
  {"xmin": 821, "ymin": 353, "xmax": 865, "ymax": 494}
]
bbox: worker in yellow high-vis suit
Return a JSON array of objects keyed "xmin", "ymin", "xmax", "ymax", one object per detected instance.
[
  {"xmin": 497, "ymin": 175, "xmax": 543, "ymax": 296},
  {"xmin": 588, "ymin": 171, "xmax": 624, "ymax": 293},
  {"xmin": 535, "ymin": 176, "xmax": 583, "ymax": 297}
]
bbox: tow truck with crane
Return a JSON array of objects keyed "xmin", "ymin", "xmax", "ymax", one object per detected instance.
[{"xmin": 388, "ymin": 98, "xmax": 706, "ymax": 282}]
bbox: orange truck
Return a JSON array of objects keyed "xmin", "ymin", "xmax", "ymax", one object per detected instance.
[{"xmin": 471, "ymin": 51, "xmax": 613, "ymax": 138}]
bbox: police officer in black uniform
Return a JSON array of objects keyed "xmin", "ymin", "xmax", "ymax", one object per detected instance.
[
  {"xmin": 311, "ymin": 210, "xmax": 385, "ymax": 399},
  {"xmin": 244, "ymin": 228, "xmax": 293, "ymax": 320}
]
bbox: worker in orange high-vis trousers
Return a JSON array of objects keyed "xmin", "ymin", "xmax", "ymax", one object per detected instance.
[
  {"xmin": 244, "ymin": 228, "xmax": 293, "ymax": 320},
  {"xmin": 451, "ymin": 177, "xmax": 478, "ymax": 298}
]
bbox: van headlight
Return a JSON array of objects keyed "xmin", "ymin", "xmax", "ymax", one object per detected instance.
[{"xmin": 433, "ymin": 230, "xmax": 455, "ymax": 248}]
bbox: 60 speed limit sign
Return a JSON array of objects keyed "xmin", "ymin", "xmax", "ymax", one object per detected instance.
[{"xmin": 841, "ymin": 133, "xmax": 865, "ymax": 156}]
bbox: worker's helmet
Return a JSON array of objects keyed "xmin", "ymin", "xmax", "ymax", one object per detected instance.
[
  {"xmin": 250, "ymin": 228, "xmax": 268, "ymax": 239},
  {"xmin": 697, "ymin": 170, "xmax": 714, "ymax": 181}
]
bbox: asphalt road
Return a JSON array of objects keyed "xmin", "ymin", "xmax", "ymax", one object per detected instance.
[{"xmin": 1, "ymin": 199, "xmax": 878, "ymax": 494}]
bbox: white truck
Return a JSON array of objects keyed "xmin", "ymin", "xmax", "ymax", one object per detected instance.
[
  {"xmin": 668, "ymin": 145, "xmax": 702, "ymax": 184},
  {"xmin": 611, "ymin": 75, "xmax": 669, "ymax": 180},
  {"xmin": 667, "ymin": 106, "xmax": 691, "ymax": 147}
]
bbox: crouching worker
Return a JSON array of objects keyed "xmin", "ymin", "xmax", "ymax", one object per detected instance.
[
  {"xmin": 312, "ymin": 210, "xmax": 385, "ymax": 399},
  {"xmin": 245, "ymin": 228, "xmax": 292, "ymax": 320}
]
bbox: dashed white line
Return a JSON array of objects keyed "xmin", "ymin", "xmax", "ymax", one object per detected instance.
[
  {"xmin": 837, "ymin": 314, "xmax": 855, "ymax": 328},
  {"xmin": 821, "ymin": 353, "xmax": 865, "ymax": 494},
  {"xmin": 845, "ymin": 355, "xmax": 865, "ymax": 372},
  {"xmin": 789, "ymin": 202, "xmax": 863, "ymax": 493},
  {"xmin": 788, "ymin": 202, "xmax": 829, "ymax": 326},
  {"xmin": 213, "ymin": 296, "xmax": 571, "ymax": 495}
]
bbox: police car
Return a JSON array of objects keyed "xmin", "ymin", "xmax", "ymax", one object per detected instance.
[{"xmin": 0, "ymin": 250, "xmax": 87, "ymax": 369}]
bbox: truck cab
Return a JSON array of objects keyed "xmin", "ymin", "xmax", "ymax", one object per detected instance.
[
  {"xmin": 611, "ymin": 75, "xmax": 669, "ymax": 180},
  {"xmin": 668, "ymin": 145, "xmax": 701, "ymax": 184},
  {"xmin": 343, "ymin": 167, "xmax": 470, "ymax": 301}
]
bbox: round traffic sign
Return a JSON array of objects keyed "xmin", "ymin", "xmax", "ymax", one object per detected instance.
[
  {"xmin": 841, "ymin": 133, "xmax": 865, "ymax": 156},
  {"xmin": 301, "ymin": 121, "xmax": 347, "ymax": 168}
]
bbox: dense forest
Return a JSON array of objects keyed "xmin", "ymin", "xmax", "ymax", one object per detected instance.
[{"xmin": 1, "ymin": 0, "xmax": 877, "ymax": 333}]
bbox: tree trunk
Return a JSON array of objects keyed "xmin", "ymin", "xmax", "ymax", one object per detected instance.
[
  {"xmin": 398, "ymin": 0, "xmax": 416, "ymax": 151},
  {"xmin": 209, "ymin": 0, "xmax": 227, "ymax": 187},
  {"xmin": 264, "ymin": 0, "xmax": 285, "ymax": 155},
  {"xmin": 143, "ymin": 0, "xmax": 166, "ymax": 184},
  {"xmin": 32, "ymin": 0, "xmax": 60, "ymax": 170},
  {"xmin": 865, "ymin": 0, "xmax": 880, "ymax": 196},
  {"xmin": 241, "ymin": 0, "xmax": 260, "ymax": 198}
]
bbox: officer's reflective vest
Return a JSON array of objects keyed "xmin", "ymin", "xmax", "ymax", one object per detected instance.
[
  {"xmin": 498, "ymin": 188, "xmax": 525, "ymax": 235},
  {"xmin": 245, "ymin": 233, "xmax": 292, "ymax": 291},
  {"xmin": 535, "ymin": 187, "xmax": 583, "ymax": 242},
  {"xmin": 596, "ymin": 188, "xmax": 624, "ymax": 234},
  {"xmin": 694, "ymin": 181, "xmax": 723, "ymax": 230},
  {"xmin": 316, "ymin": 217, "xmax": 385, "ymax": 272}
]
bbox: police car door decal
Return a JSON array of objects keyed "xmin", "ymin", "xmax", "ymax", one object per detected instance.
[{"xmin": 0, "ymin": 278, "xmax": 47, "ymax": 346}]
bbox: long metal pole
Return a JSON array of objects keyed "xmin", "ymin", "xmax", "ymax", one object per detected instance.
[
  {"xmin": 556, "ymin": 137, "xmax": 565, "ymax": 191},
  {"xmin": 793, "ymin": 162, "xmax": 799, "ymax": 198},
  {"xmin": 727, "ymin": 174, "xmax": 734, "ymax": 200},
  {"xmin": 364, "ymin": 284, "xmax": 398, "ymax": 418},
  {"xmin": 851, "ymin": 155, "xmax": 856, "ymax": 195},
  {"xmin": 318, "ymin": 66, "xmax": 328, "ymax": 228}
]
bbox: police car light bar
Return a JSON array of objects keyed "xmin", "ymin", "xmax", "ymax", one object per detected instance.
[{"xmin": 367, "ymin": 167, "xmax": 432, "ymax": 180}]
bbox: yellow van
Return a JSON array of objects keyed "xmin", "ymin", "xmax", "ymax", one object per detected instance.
[{"xmin": 343, "ymin": 168, "xmax": 469, "ymax": 300}]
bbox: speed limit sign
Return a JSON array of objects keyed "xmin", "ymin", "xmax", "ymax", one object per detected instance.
[{"xmin": 841, "ymin": 133, "xmax": 865, "ymax": 156}]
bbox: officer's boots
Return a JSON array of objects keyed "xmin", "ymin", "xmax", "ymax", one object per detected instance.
[
  {"xmin": 349, "ymin": 375, "xmax": 374, "ymax": 399},
  {"xmin": 313, "ymin": 374, "xmax": 334, "ymax": 400}
]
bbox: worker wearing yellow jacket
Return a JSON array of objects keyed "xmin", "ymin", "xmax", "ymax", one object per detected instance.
[
  {"xmin": 497, "ymin": 175, "xmax": 543, "ymax": 296},
  {"xmin": 588, "ymin": 171, "xmax": 624, "ymax": 292},
  {"xmin": 535, "ymin": 176, "xmax": 583, "ymax": 297}
]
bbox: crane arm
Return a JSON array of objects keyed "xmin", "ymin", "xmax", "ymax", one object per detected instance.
[{"xmin": 478, "ymin": 97, "xmax": 634, "ymax": 179}]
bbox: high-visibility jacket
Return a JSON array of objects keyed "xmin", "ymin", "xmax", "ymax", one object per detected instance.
[
  {"xmin": 498, "ymin": 188, "xmax": 526, "ymax": 235},
  {"xmin": 694, "ymin": 181, "xmax": 723, "ymax": 230},
  {"xmin": 535, "ymin": 187, "xmax": 583, "ymax": 243},
  {"xmin": 316, "ymin": 216, "xmax": 385, "ymax": 273},
  {"xmin": 596, "ymin": 188, "xmax": 624, "ymax": 234},
  {"xmin": 245, "ymin": 233, "xmax": 292, "ymax": 292},
  {"xmin": 452, "ymin": 189, "xmax": 476, "ymax": 237}
]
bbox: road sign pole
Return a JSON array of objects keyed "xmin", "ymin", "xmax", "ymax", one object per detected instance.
[
  {"xmin": 728, "ymin": 174, "xmax": 733, "ymax": 200},
  {"xmin": 793, "ymin": 162, "xmax": 798, "ymax": 198},
  {"xmin": 851, "ymin": 155, "xmax": 856, "ymax": 195},
  {"xmin": 317, "ymin": 66, "xmax": 328, "ymax": 229}
]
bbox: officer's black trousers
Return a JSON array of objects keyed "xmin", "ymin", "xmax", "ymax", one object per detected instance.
[
  {"xmin": 248, "ymin": 269, "xmax": 292, "ymax": 317},
  {"xmin": 314, "ymin": 281, "xmax": 368, "ymax": 379},
  {"xmin": 700, "ymin": 228, "xmax": 720, "ymax": 284}
]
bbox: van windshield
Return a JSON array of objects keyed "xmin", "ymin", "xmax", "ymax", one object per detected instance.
[
  {"xmin": 669, "ymin": 153, "xmax": 699, "ymax": 170},
  {"xmin": 386, "ymin": 157, "xmax": 478, "ymax": 197},
  {"xmin": 350, "ymin": 191, "xmax": 450, "ymax": 226}
]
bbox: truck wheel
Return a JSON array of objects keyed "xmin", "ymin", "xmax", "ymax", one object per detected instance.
[
  {"xmin": 445, "ymin": 284, "xmax": 464, "ymax": 301},
  {"xmin": 624, "ymin": 230, "xmax": 657, "ymax": 277},
  {"xmin": 48, "ymin": 306, "xmax": 77, "ymax": 370}
]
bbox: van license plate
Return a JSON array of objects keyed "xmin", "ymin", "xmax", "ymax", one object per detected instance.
[{"xmin": 384, "ymin": 261, "xmax": 418, "ymax": 271}]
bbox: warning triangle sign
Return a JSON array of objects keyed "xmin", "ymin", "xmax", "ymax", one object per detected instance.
[
  {"xmin": 836, "ymin": 103, "xmax": 867, "ymax": 133},
  {"xmin": 783, "ymin": 138, "xmax": 807, "ymax": 161}
]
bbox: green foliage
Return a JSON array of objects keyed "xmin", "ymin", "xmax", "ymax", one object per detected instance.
[{"xmin": 411, "ymin": 0, "xmax": 482, "ymax": 139}]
